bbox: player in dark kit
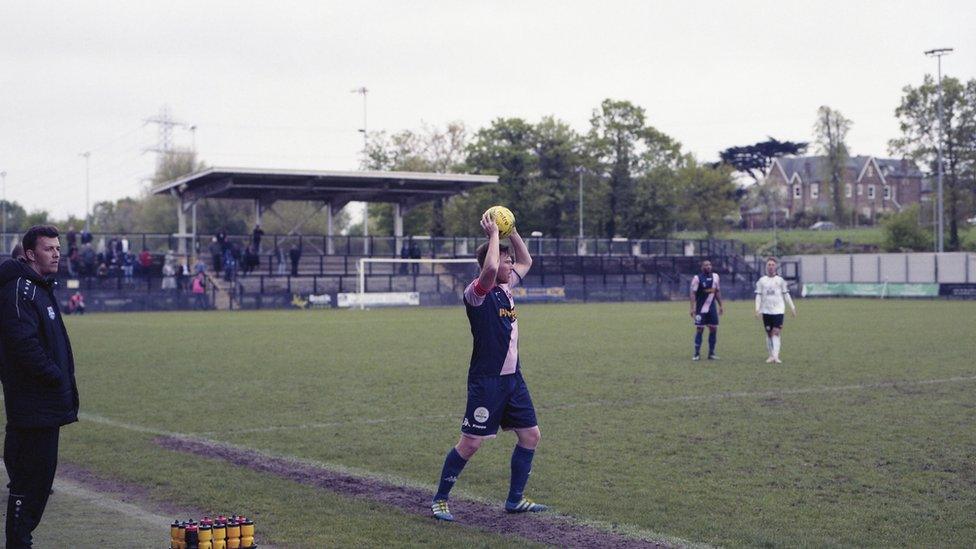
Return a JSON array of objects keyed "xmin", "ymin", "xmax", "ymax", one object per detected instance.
[
  {"xmin": 430, "ymin": 212, "xmax": 547, "ymax": 521},
  {"xmin": 689, "ymin": 259, "xmax": 723, "ymax": 360}
]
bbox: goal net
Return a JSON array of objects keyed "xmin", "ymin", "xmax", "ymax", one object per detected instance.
[{"xmin": 352, "ymin": 257, "xmax": 478, "ymax": 309}]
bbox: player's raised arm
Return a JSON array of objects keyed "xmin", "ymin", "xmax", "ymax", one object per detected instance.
[
  {"xmin": 477, "ymin": 212, "xmax": 500, "ymax": 290},
  {"xmin": 507, "ymin": 227, "xmax": 532, "ymax": 280}
]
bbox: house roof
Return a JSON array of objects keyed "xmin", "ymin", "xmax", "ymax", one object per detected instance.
[{"xmin": 772, "ymin": 156, "xmax": 923, "ymax": 183}]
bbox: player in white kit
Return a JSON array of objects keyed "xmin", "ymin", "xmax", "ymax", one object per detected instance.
[{"xmin": 754, "ymin": 257, "xmax": 797, "ymax": 363}]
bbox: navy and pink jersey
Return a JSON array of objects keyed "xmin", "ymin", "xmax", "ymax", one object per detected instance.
[
  {"xmin": 690, "ymin": 272, "xmax": 720, "ymax": 314},
  {"xmin": 462, "ymin": 272, "xmax": 523, "ymax": 378}
]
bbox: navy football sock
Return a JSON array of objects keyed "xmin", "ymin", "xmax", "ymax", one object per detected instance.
[
  {"xmin": 434, "ymin": 448, "xmax": 468, "ymax": 502},
  {"xmin": 507, "ymin": 445, "xmax": 535, "ymax": 504},
  {"xmin": 694, "ymin": 330, "xmax": 703, "ymax": 355},
  {"xmin": 708, "ymin": 331, "xmax": 717, "ymax": 355}
]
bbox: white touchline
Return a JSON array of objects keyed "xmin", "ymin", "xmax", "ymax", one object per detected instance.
[{"xmin": 51, "ymin": 477, "xmax": 174, "ymax": 526}]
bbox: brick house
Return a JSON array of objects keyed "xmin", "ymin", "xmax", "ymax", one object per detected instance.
[{"xmin": 745, "ymin": 156, "xmax": 929, "ymax": 227}]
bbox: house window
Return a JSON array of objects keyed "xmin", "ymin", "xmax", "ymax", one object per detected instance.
[
  {"xmin": 845, "ymin": 184, "xmax": 852, "ymax": 198},
  {"xmin": 867, "ymin": 165, "xmax": 874, "ymax": 177},
  {"xmin": 857, "ymin": 184, "xmax": 863, "ymax": 196},
  {"xmin": 793, "ymin": 185, "xmax": 801, "ymax": 199},
  {"xmin": 810, "ymin": 183, "xmax": 819, "ymax": 199},
  {"xmin": 868, "ymin": 185, "xmax": 876, "ymax": 199},
  {"xmin": 883, "ymin": 185, "xmax": 891, "ymax": 200}
]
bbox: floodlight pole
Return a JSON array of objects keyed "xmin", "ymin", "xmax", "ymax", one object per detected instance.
[
  {"xmin": 925, "ymin": 47, "xmax": 952, "ymax": 253},
  {"xmin": 352, "ymin": 86, "xmax": 369, "ymax": 254},
  {"xmin": 577, "ymin": 168, "xmax": 584, "ymax": 239}
]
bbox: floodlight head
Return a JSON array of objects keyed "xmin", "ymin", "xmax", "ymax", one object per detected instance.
[{"xmin": 924, "ymin": 48, "xmax": 953, "ymax": 56}]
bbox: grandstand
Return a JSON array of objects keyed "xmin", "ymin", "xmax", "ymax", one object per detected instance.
[{"xmin": 53, "ymin": 231, "xmax": 791, "ymax": 312}]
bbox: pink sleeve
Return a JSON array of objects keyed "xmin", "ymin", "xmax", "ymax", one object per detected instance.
[
  {"xmin": 713, "ymin": 273, "xmax": 720, "ymax": 289},
  {"xmin": 689, "ymin": 276, "xmax": 699, "ymax": 292},
  {"xmin": 463, "ymin": 279, "xmax": 488, "ymax": 307}
]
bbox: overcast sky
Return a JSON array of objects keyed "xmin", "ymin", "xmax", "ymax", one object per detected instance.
[{"xmin": 2, "ymin": 0, "xmax": 974, "ymax": 220}]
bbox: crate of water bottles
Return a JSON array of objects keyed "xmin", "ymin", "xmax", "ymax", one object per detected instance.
[{"xmin": 169, "ymin": 515, "xmax": 256, "ymax": 549}]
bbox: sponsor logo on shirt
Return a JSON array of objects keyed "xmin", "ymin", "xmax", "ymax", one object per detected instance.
[
  {"xmin": 47, "ymin": 306, "xmax": 56, "ymax": 320},
  {"xmin": 498, "ymin": 308, "xmax": 518, "ymax": 321}
]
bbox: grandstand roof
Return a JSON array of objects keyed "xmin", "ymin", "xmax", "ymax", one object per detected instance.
[{"xmin": 152, "ymin": 166, "xmax": 498, "ymax": 208}]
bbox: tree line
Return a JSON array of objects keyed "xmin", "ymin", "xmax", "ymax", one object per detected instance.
[{"xmin": 6, "ymin": 77, "xmax": 973, "ymax": 249}]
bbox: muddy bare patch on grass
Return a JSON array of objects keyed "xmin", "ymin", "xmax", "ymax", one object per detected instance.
[
  {"xmin": 58, "ymin": 462, "xmax": 199, "ymax": 518},
  {"xmin": 156, "ymin": 436, "xmax": 674, "ymax": 548}
]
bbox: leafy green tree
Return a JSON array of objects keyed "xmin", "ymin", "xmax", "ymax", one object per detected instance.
[
  {"xmin": 586, "ymin": 99, "xmax": 682, "ymax": 238},
  {"xmin": 364, "ymin": 122, "xmax": 468, "ymax": 236},
  {"xmin": 0, "ymin": 200, "xmax": 28, "ymax": 232},
  {"xmin": 890, "ymin": 75, "xmax": 976, "ymax": 250},
  {"xmin": 677, "ymin": 159, "xmax": 738, "ymax": 237},
  {"xmin": 882, "ymin": 205, "xmax": 930, "ymax": 251},
  {"xmin": 814, "ymin": 106, "xmax": 852, "ymax": 225},
  {"xmin": 719, "ymin": 137, "xmax": 808, "ymax": 184}
]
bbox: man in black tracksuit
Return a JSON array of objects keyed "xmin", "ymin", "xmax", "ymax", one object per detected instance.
[{"xmin": 0, "ymin": 226, "xmax": 79, "ymax": 548}]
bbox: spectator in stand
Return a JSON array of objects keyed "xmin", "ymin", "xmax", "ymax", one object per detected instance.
[
  {"xmin": 81, "ymin": 243, "xmax": 96, "ymax": 276},
  {"xmin": 192, "ymin": 272, "xmax": 208, "ymax": 310},
  {"xmin": 193, "ymin": 256, "xmax": 206, "ymax": 275},
  {"xmin": 209, "ymin": 236, "xmax": 222, "ymax": 273},
  {"xmin": 252, "ymin": 225, "xmax": 265, "ymax": 254},
  {"xmin": 410, "ymin": 241, "xmax": 422, "ymax": 274},
  {"xmin": 161, "ymin": 261, "xmax": 176, "ymax": 291},
  {"xmin": 223, "ymin": 246, "xmax": 237, "ymax": 282},
  {"xmin": 67, "ymin": 245, "xmax": 79, "ymax": 277},
  {"xmin": 274, "ymin": 245, "xmax": 287, "ymax": 275},
  {"xmin": 175, "ymin": 260, "xmax": 188, "ymax": 291},
  {"xmin": 400, "ymin": 243, "xmax": 410, "ymax": 274},
  {"xmin": 122, "ymin": 252, "xmax": 134, "ymax": 284},
  {"xmin": 137, "ymin": 248, "xmax": 152, "ymax": 277},
  {"xmin": 67, "ymin": 291, "xmax": 85, "ymax": 315},
  {"xmin": 241, "ymin": 245, "xmax": 254, "ymax": 276},
  {"xmin": 80, "ymin": 228, "xmax": 92, "ymax": 245},
  {"xmin": 65, "ymin": 227, "xmax": 78, "ymax": 277},
  {"xmin": 10, "ymin": 244, "xmax": 24, "ymax": 260},
  {"xmin": 106, "ymin": 238, "xmax": 117, "ymax": 265},
  {"xmin": 216, "ymin": 229, "xmax": 227, "ymax": 253},
  {"xmin": 289, "ymin": 242, "xmax": 302, "ymax": 277},
  {"xmin": 96, "ymin": 262, "xmax": 108, "ymax": 279}
]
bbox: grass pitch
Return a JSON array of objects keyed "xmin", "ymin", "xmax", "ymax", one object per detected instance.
[{"xmin": 8, "ymin": 299, "xmax": 976, "ymax": 547}]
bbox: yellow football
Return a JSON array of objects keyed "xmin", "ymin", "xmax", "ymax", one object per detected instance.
[{"xmin": 485, "ymin": 206, "xmax": 516, "ymax": 238}]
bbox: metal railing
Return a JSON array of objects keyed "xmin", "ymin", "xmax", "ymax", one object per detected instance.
[{"xmin": 4, "ymin": 231, "xmax": 749, "ymax": 259}]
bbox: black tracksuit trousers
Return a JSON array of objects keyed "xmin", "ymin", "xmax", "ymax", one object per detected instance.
[{"xmin": 4, "ymin": 427, "xmax": 59, "ymax": 548}]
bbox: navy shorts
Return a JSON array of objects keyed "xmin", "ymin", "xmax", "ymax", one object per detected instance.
[
  {"xmin": 694, "ymin": 309, "xmax": 719, "ymax": 327},
  {"xmin": 461, "ymin": 372, "xmax": 537, "ymax": 438},
  {"xmin": 763, "ymin": 313, "xmax": 784, "ymax": 331}
]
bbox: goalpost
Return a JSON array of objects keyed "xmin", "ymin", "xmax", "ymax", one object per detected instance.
[{"xmin": 355, "ymin": 257, "xmax": 477, "ymax": 309}]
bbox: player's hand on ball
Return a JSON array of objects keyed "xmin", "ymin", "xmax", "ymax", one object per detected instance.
[{"xmin": 480, "ymin": 211, "xmax": 499, "ymax": 238}]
